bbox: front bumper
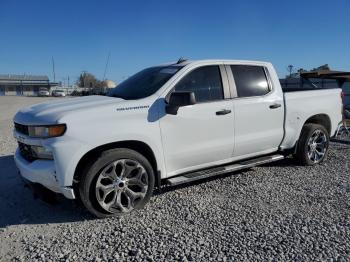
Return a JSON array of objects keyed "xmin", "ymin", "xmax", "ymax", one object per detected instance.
[{"xmin": 14, "ymin": 149, "xmax": 75, "ymax": 199}]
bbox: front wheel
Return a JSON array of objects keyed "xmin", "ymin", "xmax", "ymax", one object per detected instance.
[
  {"xmin": 79, "ymin": 148, "xmax": 155, "ymax": 218},
  {"xmin": 295, "ymin": 124, "xmax": 329, "ymax": 166}
]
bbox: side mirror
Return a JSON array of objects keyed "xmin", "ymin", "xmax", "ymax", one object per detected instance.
[{"xmin": 166, "ymin": 91, "xmax": 196, "ymax": 115}]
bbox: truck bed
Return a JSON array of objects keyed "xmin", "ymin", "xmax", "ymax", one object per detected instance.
[{"xmin": 280, "ymin": 88, "xmax": 343, "ymax": 150}]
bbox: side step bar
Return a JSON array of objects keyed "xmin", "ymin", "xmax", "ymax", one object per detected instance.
[{"xmin": 165, "ymin": 154, "xmax": 284, "ymax": 186}]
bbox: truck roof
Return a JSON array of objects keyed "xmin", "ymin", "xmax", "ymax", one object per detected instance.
[{"xmin": 159, "ymin": 59, "xmax": 272, "ymax": 67}]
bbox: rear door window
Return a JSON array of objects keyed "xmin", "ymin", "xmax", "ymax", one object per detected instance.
[{"xmin": 230, "ymin": 65, "xmax": 270, "ymax": 97}]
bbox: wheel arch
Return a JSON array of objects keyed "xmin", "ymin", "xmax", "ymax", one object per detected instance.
[
  {"xmin": 73, "ymin": 140, "xmax": 160, "ymax": 188},
  {"xmin": 303, "ymin": 114, "xmax": 332, "ymax": 135},
  {"xmin": 282, "ymin": 113, "xmax": 332, "ymax": 155},
  {"xmin": 289, "ymin": 114, "xmax": 331, "ymax": 154}
]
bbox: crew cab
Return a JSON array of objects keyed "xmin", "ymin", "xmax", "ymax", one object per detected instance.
[{"xmin": 13, "ymin": 59, "xmax": 343, "ymax": 217}]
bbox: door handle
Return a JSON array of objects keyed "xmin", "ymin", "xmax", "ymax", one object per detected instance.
[
  {"xmin": 269, "ymin": 103, "xmax": 282, "ymax": 109},
  {"xmin": 216, "ymin": 109, "xmax": 232, "ymax": 115}
]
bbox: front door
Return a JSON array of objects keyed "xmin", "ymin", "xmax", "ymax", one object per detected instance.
[{"xmin": 159, "ymin": 65, "xmax": 235, "ymax": 176}]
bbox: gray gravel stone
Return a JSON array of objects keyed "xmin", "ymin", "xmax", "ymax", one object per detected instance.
[{"xmin": 1, "ymin": 97, "xmax": 350, "ymax": 261}]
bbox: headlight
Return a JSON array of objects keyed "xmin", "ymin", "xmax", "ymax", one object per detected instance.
[
  {"xmin": 31, "ymin": 145, "xmax": 53, "ymax": 160},
  {"xmin": 28, "ymin": 124, "xmax": 66, "ymax": 138}
]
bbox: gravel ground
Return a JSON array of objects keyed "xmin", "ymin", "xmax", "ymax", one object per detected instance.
[{"xmin": 0, "ymin": 96, "xmax": 350, "ymax": 261}]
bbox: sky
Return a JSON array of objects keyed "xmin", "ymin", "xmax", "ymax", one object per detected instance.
[{"xmin": 0, "ymin": 0, "xmax": 350, "ymax": 84}]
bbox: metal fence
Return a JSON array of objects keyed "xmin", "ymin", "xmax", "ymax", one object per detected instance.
[{"xmin": 280, "ymin": 78, "xmax": 350, "ymax": 106}]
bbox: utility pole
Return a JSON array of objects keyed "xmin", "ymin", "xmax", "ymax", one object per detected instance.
[
  {"xmin": 103, "ymin": 51, "xmax": 111, "ymax": 80},
  {"xmin": 287, "ymin": 65, "xmax": 294, "ymax": 78},
  {"xmin": 68, "ymin": 76, "xmax": 70, "ymax": 87},
  {"xmin": 82, "ymin": 70, "xmax": 87, "ymax": 88},
  {"xmin": 52, "ymin": 56, "xmax": 56, "ymax": 82}
]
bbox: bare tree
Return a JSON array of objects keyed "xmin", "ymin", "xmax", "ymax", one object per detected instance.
[
  {"xmin": 310, "ymin": 64, "xmax": 330, "ymax": 72},
  {"xmin": 76, "ymin": 71, "xmax": 103, "ymax": 88}
]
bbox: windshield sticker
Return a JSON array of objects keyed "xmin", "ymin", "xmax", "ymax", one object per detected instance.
[{"xmin": 116, "ymin": 105, "xmax": 149, "ymax": 111}]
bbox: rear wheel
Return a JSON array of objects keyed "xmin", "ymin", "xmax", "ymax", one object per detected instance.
[
  {"xmin": 79, "ymin": 148, "xmax": 154, "ymax": 218},
  {"xmin": 295, "ymin": 124, "xmax": 329, "ymax": 166}
]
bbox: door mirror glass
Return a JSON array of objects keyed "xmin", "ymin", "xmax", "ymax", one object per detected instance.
[{"xmin": 166, "ymin": 91, "xmax": 196, "ymax": 115}]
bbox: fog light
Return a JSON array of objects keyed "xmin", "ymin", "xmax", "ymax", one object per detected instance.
[{"xmin": 31, "ymin": 146, "xmax": 53, "ymax": 160}]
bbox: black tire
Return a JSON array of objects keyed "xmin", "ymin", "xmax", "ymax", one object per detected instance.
[
  {"xmin": 295, "ymin": 123, "xmax": 330, "ymax": 166},
  {"xmin": 79, "ymin": 148, "xmax": 155, "ymax": 218}
]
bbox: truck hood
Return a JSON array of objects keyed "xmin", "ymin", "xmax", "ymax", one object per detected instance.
[{"xmin": 14, "ymin": 96, "xmax": 124, "ymax": 125}]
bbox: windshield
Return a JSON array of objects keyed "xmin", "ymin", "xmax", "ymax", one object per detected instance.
[{"xmin": 108, "ymin": 66, "xmax": 183, "ymax": 100}]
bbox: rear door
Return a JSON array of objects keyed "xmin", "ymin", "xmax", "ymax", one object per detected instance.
[
  {"xmin": 228, "ymin": 65, "xmax": 284, "ymax": 157},
  {"xmin": 159, "ymin": 65, "xmax": 235, "ymax": 176}
]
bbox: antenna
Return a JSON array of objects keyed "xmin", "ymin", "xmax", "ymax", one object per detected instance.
[
  {"xmin": 52, "ymin": 56, "xmax": 56, "ymax": 82},
  {"xmin": 177, "ymin": 57, "xmax": 187, "ymax": 64},
  {"xmin": 103, "ymin": 51, "xmax": 111, "ymax": 80}
]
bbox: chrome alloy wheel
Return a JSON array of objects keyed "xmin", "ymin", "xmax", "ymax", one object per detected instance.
[
  {"xmin": 307, "ymin": 129, "xmax": 327, "ymax": 163},
  {"xmin": 95, "ymin": 159, "xmax": 149, "ymax": 213}
]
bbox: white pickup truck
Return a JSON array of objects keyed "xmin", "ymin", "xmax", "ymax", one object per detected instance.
[{"xmin": 13, "ymin": 59, "xmax": 343, "ymax": 217}]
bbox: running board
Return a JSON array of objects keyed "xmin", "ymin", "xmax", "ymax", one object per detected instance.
[{"xmin": 166, "ymin": 154, "xmax": 285, "ymax": 186}]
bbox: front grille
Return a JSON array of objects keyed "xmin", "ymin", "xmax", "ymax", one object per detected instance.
[
  {"xmin": 18, "ymin": 142, "xmax": 37, "ymax": 162},
  {"xmin": 14, "ymin": 122, "xmax": 29, "ymax": 136}
]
